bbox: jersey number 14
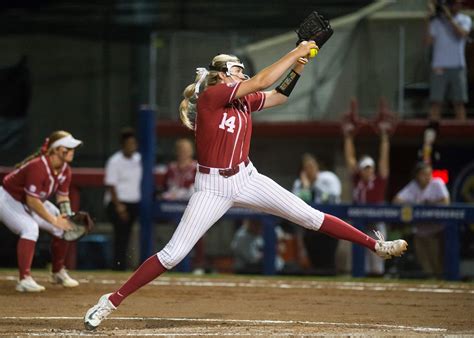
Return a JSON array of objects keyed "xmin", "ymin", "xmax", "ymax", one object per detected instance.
[{"xmin": 219, "ymin": 112, "xmax": 236, "ymax": 133}]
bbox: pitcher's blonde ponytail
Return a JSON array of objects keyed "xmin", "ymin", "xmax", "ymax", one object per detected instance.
[
  {"xmin": 179, "ymin": 54, "xmax": 241, "ymax": 130},
  {"xmin": 179, "ymin": 83, "xmax": 198, "ymax": 130}
]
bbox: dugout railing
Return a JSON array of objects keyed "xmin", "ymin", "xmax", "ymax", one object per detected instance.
[{"xmin": 1, "ymin": 161, "xmax": 471, "ymax": 281}]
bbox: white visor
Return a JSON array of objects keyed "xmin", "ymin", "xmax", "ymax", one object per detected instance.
[
  {"xmin": 50, "ymin": 134, "xmax": 83, "ymax": 149},
  {"xmin": 226, "ymin": 61, "xmax": 244, "ymax": 71},
  {"xmin": 225, "ymin": 61, "xmax": 249, "ymax": 79},
  {"xmin": 358, "ymin": 156, "xmax": 375, "ymax": 169}
]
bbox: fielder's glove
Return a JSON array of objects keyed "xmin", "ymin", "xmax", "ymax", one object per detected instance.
[
  {"xmin": 296, "ymin": 11, "xmax": 334, "ymax": 48},
  {"xmin": 62, "ymin": 211, "xmax": 94, "ymax": 241}
]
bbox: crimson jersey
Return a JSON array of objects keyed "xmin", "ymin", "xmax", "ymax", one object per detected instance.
[
  {"xmin": 2, "ymin": 155, "xmax": 71, "ymax": 203},
  {"xmin": 195, "ymin": 82, "xmax": 265, "ymax": 168},
  {"xmin": 352, "ymin": 172, "xmax": 387, "ymax": 204},
  {"xmin": 164, "ymin": 161, "xmax": 197, "ymax": 190}
]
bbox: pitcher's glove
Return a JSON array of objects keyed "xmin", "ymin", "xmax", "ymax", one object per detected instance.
[
  {"xmin": 296, "ymin": 11, "xmax": 334, "ymax": 48},
  {"xmin": 63, "ymin": 211, "xmax": 94, "ymax": 241}
]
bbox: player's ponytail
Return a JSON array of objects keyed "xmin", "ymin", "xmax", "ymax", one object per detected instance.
[
  {"xmin": 179, "ymin": 67, "xmax": 213, "ymax": 131},
  {"xmin": 179, "ymin": 54, "xmax": 242, "ymax": 130},
  {"xmin": 14, "ymin": 130, "xmax": 71, "ymax": 168},
  {"xmin": 179, "ymin": 82, "xmax": 198, "ymax": 130}
]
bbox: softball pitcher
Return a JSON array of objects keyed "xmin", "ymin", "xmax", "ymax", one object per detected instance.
[
  {"xmin": 0, "ymin": 130, "xmax": 82, "ymax": 292},
  {"xmin": 84, "ymin": 40, "xmax": 408, "ymax": 330}
]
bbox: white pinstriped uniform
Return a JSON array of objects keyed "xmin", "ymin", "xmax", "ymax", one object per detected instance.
[
  {"xmin": 157, "ymin": 161, "xmax": 325, "ymax": 269},
  {"xmin": 157, "ymin": 79, "xmax": 325, "ymax": 269},
  {"xmin": 0, "ymin": 187, "xmax": 63, "ymax": 241}
]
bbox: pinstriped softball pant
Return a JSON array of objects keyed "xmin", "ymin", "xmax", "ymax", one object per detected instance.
[
  {"xmin": 0, "ymin": 187, "xmax": 63, "ymax": 241},
  {"xmin": 157, "ymin": 161, "xmax": 325, "ymax": 269}
]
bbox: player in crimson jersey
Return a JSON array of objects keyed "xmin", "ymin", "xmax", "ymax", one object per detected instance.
[
  {"xmin": 161, "ymin": 138, "xmax": 197, "ymax": 201},
  {"xmin": 84, "ymin": 41, "xmax": 408, "ymax": 330},
  {"xmin": 0, "ymin": 130, "xmax": 82, "ymax": 292}
]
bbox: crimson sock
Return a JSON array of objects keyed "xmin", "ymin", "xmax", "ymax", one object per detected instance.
[
  {"xmin": 319, "ymin": 213, "xmax": 376, "ymax": 251},
  {"xmin": 17, "ymin": 238, "xmax": 36, "ymax": 279},
  {"xmin": 109, "ymin": 255, "xmax": 167, "ymax": 307},
  {"xmin": 51, "ymin": 236, "xmax": 70, "ymax": 273}
]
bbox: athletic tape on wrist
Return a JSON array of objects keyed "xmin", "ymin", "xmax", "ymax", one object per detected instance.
[
  {"xmin": 275, "ymin": 70, "xmax": 300, "ymax": 97},
  {"xmin": 58, "ymin": 201, "xmax": 74, "ymax": 217}
]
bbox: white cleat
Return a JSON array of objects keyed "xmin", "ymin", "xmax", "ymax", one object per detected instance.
[
  {"xmin": 16, "ymin": 276, "xmax": 46, "ymax": 292},
  {"xmin": 373, "ymin": 230, "xmax": 408, "ymax": 259},
  {"xmin": 84, "ymin": 293, "xmax": 115, "ymax": 330},
  {"xmin": 51, "ymin": 268, "xmax": 79, "ymax": 288}
]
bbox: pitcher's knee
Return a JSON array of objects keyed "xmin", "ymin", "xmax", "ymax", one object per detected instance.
[
  {"xmin": 294, "ymin": 209, "xmax": 324, "ymax": 231},
  {"xmin": 157, "ymin": 245, "xmax": 190, "ymax": 270}
]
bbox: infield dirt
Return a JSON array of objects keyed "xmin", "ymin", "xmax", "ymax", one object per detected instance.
[{"xmin": 0, "ymin": 271, "xmax": 473, "ymax": 336}]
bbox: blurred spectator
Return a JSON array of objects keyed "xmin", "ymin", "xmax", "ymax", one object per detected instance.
[
  {"xmin": 160, "ymin": 139, "xmax": 204, "ymax": 274},
  {"xmin": 343, "ymin": 125, "xmax": 390, "ymax": 276},
  {"xmin": 231, "ymin": 219, "xmax": 285, "ymax": 274},
  {"xmin": 231, "ymin": 219, "xmax": 264, "ymax": 274},
  {"xmin": 426, "ymin": 0, "xmax": 472, "ymax": 121},
  {"xmin": 393, "ymin": 162, "xmax": 450, "ymax": 278},
  {"xmin": 461, "ymin": 174, "xmax": 474, "ymax": 203},
  {"xmin": 161, "ymin": 138, "xmax": 197, "ymax": 201},
  {"xmin": 292, "ymin": 153, "xmax": 341, "ymax": 275},
  {"xmin": 104, "ymin": 128, "xmax": 142, "ymax": 271},
  {"xmin": 417, "ymin": 121, "xmax": 441, "ymax": 167}
]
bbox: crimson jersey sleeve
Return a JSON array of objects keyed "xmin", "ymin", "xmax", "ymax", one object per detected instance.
[
  {"xmin": 23, "ymin": 161, "xmax": 47, "ymax": 199},
  {"xmin": 199, "ymin": 82, "xmax": 241, "ymax": 109},
  {"xmin": 243, "ymin": 92, "xmax": 266, "ymax": 113},
  {"xmin": 57, "ymin": 166, "xmax": 72, "ymax": 196}
]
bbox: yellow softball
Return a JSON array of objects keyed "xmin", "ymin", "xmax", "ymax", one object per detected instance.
[{"xmin": 309, "ymin": 48, "xmax": 318, "ymax": 58}]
